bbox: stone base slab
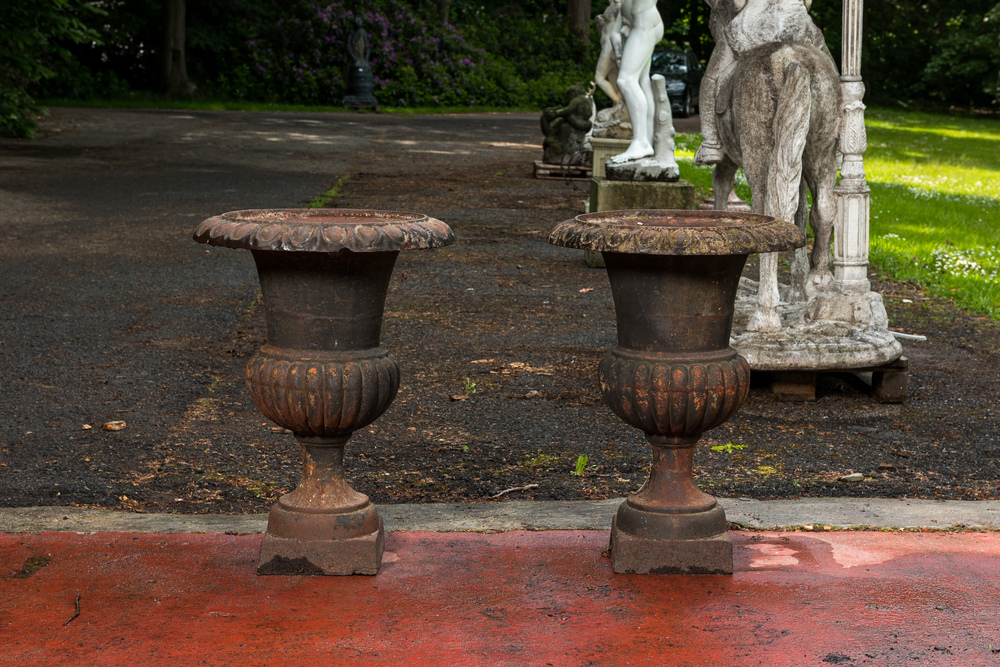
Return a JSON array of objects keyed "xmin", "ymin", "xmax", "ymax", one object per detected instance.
[
  {"xmin": 732, "ymin": 278, "xmax": 902, "ymax": 371},
  {"xmin": 257, "ymin": 521, "xmax": 384, "ymax": 576},
  {"xmin": 605, "ymin": 157, "xmax": 680, "ymax": 182},
  {"xmin": 611, "ymin": 515, "xmax": 733, "ymax": 575},
  {"xmin": 590, "ymin": 178, "xmax": 696, "ymax": 213}
]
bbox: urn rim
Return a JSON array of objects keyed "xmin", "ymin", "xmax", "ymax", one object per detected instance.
[
  {"xmin": 548, "ymin": 209, "xmax": 805, "ymax": 256},
  {"xmin": 193, "ymin": 208, "xmax": 455, "ymax": 253}
]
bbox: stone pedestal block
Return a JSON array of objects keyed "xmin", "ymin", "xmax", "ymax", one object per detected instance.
[
  {"xmin": 590, "ymin": 178, "xmax": 696, "ymax": 212},
  {"xmin": 584, "ymin": 178, "xmax": 698, "ymax": 267},
  {"xmin": 258, "ymin": 515, "xmax": 385, "ymax": 576},
  {"xmin": 610, "ymin": 514, "xmax": 734, "ymax": 575},
  {"xmin": 590, "ymin": 137, "xmax": 632, "ymax": 179}
]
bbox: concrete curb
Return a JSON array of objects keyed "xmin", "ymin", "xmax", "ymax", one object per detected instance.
[{"xmin": 2, "ymin": 498, "xmax": 999, "ymax": 534}]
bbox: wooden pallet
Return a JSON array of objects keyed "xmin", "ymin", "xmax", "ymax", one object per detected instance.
[
  {"xmin": 533, "ymin": 160, "xmax": 592, "ymax": 180},
  {"xmin": 764, "ymin": 356, "xmax": 909, "ymax": 403}
]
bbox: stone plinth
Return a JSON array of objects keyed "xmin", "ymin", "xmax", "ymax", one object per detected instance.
[
  {"xmin": 584, "ymin": 178, "xmax": 698, "ymax": 268},
  {"xmin": 590, "ymin": 137, "xmax": 632, "ymax": 179},
  {"xmin": 590, "ymin": 178, "xmax": 696, "ymax": 211}
]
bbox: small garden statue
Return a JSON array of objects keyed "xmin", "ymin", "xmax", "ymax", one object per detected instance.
[
  {"xmin": 540, "ymin": 83, "xmax": 595, "ymax": 165},
  {"xmin": 590, "ymin": 0, "xmax": 631, "ymax": 139},
  {"xmin": 343, "ymin": 17, "xmax": 378, "ymax": 108}
]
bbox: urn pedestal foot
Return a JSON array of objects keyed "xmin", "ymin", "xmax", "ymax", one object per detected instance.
[
  {"xmin": 258, "ymin": 512, "xmax": 385, "ymax": 576},
  {"xmin": 257, "ymin": 436, "xmax": 385, "ymax": 575},
  {"xmin": 609, "ymin": 440, "xmax": 734, "ymax": 574},
  {"xmin": 611, "ymin": 513, "xmax": 733, "ymax": 574}
]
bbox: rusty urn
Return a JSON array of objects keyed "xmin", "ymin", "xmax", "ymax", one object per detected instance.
[
  {"xmin": 549, "ymin": 210, "xmax": 803, "ymax": 574},
  {"xmin": 194, "ymin": 209, "xmax": 454, "ymax": 575}
]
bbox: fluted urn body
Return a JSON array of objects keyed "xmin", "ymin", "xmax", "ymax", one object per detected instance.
[
  {"xmin": 195, "ymin": 209, "xmax": 454, "ymax": 575},
  {"xmin": 549, "ymin": 210, "xmax": 803, "ymax": 574}
]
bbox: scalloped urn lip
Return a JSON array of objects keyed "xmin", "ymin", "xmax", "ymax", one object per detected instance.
[
  {"xmin": 548, "ymin": 209, "xmax": 805, "ymax": 256},
  {"xmin": 193, "ymin": 208, "xmax": 455, "ymax": 253}
]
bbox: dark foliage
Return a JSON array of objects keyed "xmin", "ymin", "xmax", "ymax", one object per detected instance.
[
  {"xmin": 0, "ymin": 0, "xmax": 103, "ymax": 136},
  {"xmin": 20, "ymin": 0, "xmax": 1000, "ymax": 113},
  {"xmin": 811, "ymin": 0, "xmax": 1000, "ymax": 108}
]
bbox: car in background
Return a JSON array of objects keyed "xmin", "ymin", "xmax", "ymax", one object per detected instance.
[{"xmin": 649, "ymin": 49, "xmax": 704, "ymax": 118}]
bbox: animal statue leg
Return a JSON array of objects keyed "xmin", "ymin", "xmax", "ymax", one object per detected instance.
[
  {"xmin": 748, "ymin": 251, "xmax": 782, "ymax": 333},
  {"xmin": 745, "ymin": 167, "xmax": 783, "ymax": 333},
  {"xmin": 804, "ymin": 163, "xmax": 837, "ymax": 298},
  {"xmin": 749, "ymin": 59, "xmax": 812, "ymax": 333},
  {"xmin": 787, "ymin": 179, "xmax": 810, "ymax": 302},
  {"xmin": 694, "ymin": 76, "xmax": 725, "ymax": 166},
  {"xmin": 712, "ymin": 158, "xmax": 739, "ymax": 212}
]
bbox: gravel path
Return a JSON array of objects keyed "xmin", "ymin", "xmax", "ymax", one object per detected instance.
[{"xmin": 1, "ymin": 107, "xmax": 997, "ymax": 514}]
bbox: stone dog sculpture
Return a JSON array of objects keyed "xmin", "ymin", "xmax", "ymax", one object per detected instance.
[{"xmin": 701, "ymin": 0, "xmax": 840, "ymax": 333}]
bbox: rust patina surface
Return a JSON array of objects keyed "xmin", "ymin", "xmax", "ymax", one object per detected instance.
[
  {"xmin": 195, "ymin": 208, "xmax": 454, "ymax": 575},
  {"xmin": 550, "ymin": 209, "xmax": 802, "ymax": 574}
]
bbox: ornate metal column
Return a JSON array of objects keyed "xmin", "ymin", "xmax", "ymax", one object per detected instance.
[
  {"xmin": 809, "ymin": 0, "xmax": 889, "ymax": 328},
  {"xmin": 835, "ymin": 0, "xmax": 870, "ymax": 293}
]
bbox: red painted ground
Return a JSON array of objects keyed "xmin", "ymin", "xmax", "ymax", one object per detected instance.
[{"xmin": 2, "ymin": 530, "xmax": 999, "ymax": 666}]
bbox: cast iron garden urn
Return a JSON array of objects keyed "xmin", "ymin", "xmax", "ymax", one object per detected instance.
[
  {"xmin": 194, "ymin": 209, "xmax": 454, "ymax": 575},
  {"xmin": 549, "ymin": 210, "xmax": 803, "ymax": 574}
]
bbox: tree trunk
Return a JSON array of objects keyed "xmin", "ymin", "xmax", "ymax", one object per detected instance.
[
  {"xmin": 436, "ymin": 0, "xmax": 451, "ymax": 25},
  {"xmin": 567, "ymin": 0, "xmax": 592, "ymax": 44},
  {"xmin": 162, "ymin": 0, "xmax": 195, "ymax": 96}
]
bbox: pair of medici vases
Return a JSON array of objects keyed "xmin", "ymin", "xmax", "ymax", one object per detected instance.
[{"xmin": 194, "ymin": 207, "xmax": 803, "ymax": 576}]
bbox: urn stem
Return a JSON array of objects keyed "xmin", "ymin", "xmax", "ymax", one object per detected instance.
[
  {"xmin": 628, "ymin": 436, "xmax": 718, "ymax": 515},
  {"xmin": 277, "ymin": 435, "xmax": 370, "ymax": 514}
]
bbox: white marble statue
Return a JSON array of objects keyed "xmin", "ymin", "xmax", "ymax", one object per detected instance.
[
  {"xmin": 594, "ymin": 0, "xmax": 623, "ymax": 113},
  {"xmin": 608, "ymin": 0, "xmax": 664, "ymax": 165}
]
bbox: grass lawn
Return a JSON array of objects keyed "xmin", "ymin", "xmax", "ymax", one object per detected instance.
[{"xmin": 675, "ymin": 108, "xmax": 1000, "ymax": 319}]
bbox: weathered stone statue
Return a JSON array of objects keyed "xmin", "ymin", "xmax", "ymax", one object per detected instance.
[
  {"xmin": 607, "ymin": 0, "xmax": 664, "ymax": 165},
  {"xmin": 540, "ymin": 83, "xmax": 594, "ymax": 165},
  {"xmin": 696, "ymin": 0, "xmax": 829, "ymax": 166},
  {"xmin": 700, "ymin": 0, "xmax": 839, "ymax": 333},
  {"xmin": 591, "ymin": 0, "xmax": 631, "ymax": 138},
  {"xmin": 595, "ymin": 0, "xmax": 623, "ymax": 106},
  {"xmin": 343, "ymin": 17, "xmax": 378, "ymax": 108}
]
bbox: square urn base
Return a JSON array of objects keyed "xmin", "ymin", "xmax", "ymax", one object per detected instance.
[
  {"xmin": 257, "ymin": 524, "xmax": 385, "ymax": 576},
  {"xmin": 610, "ymin": 515, "xmax": 733, "ymax": 575}
]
